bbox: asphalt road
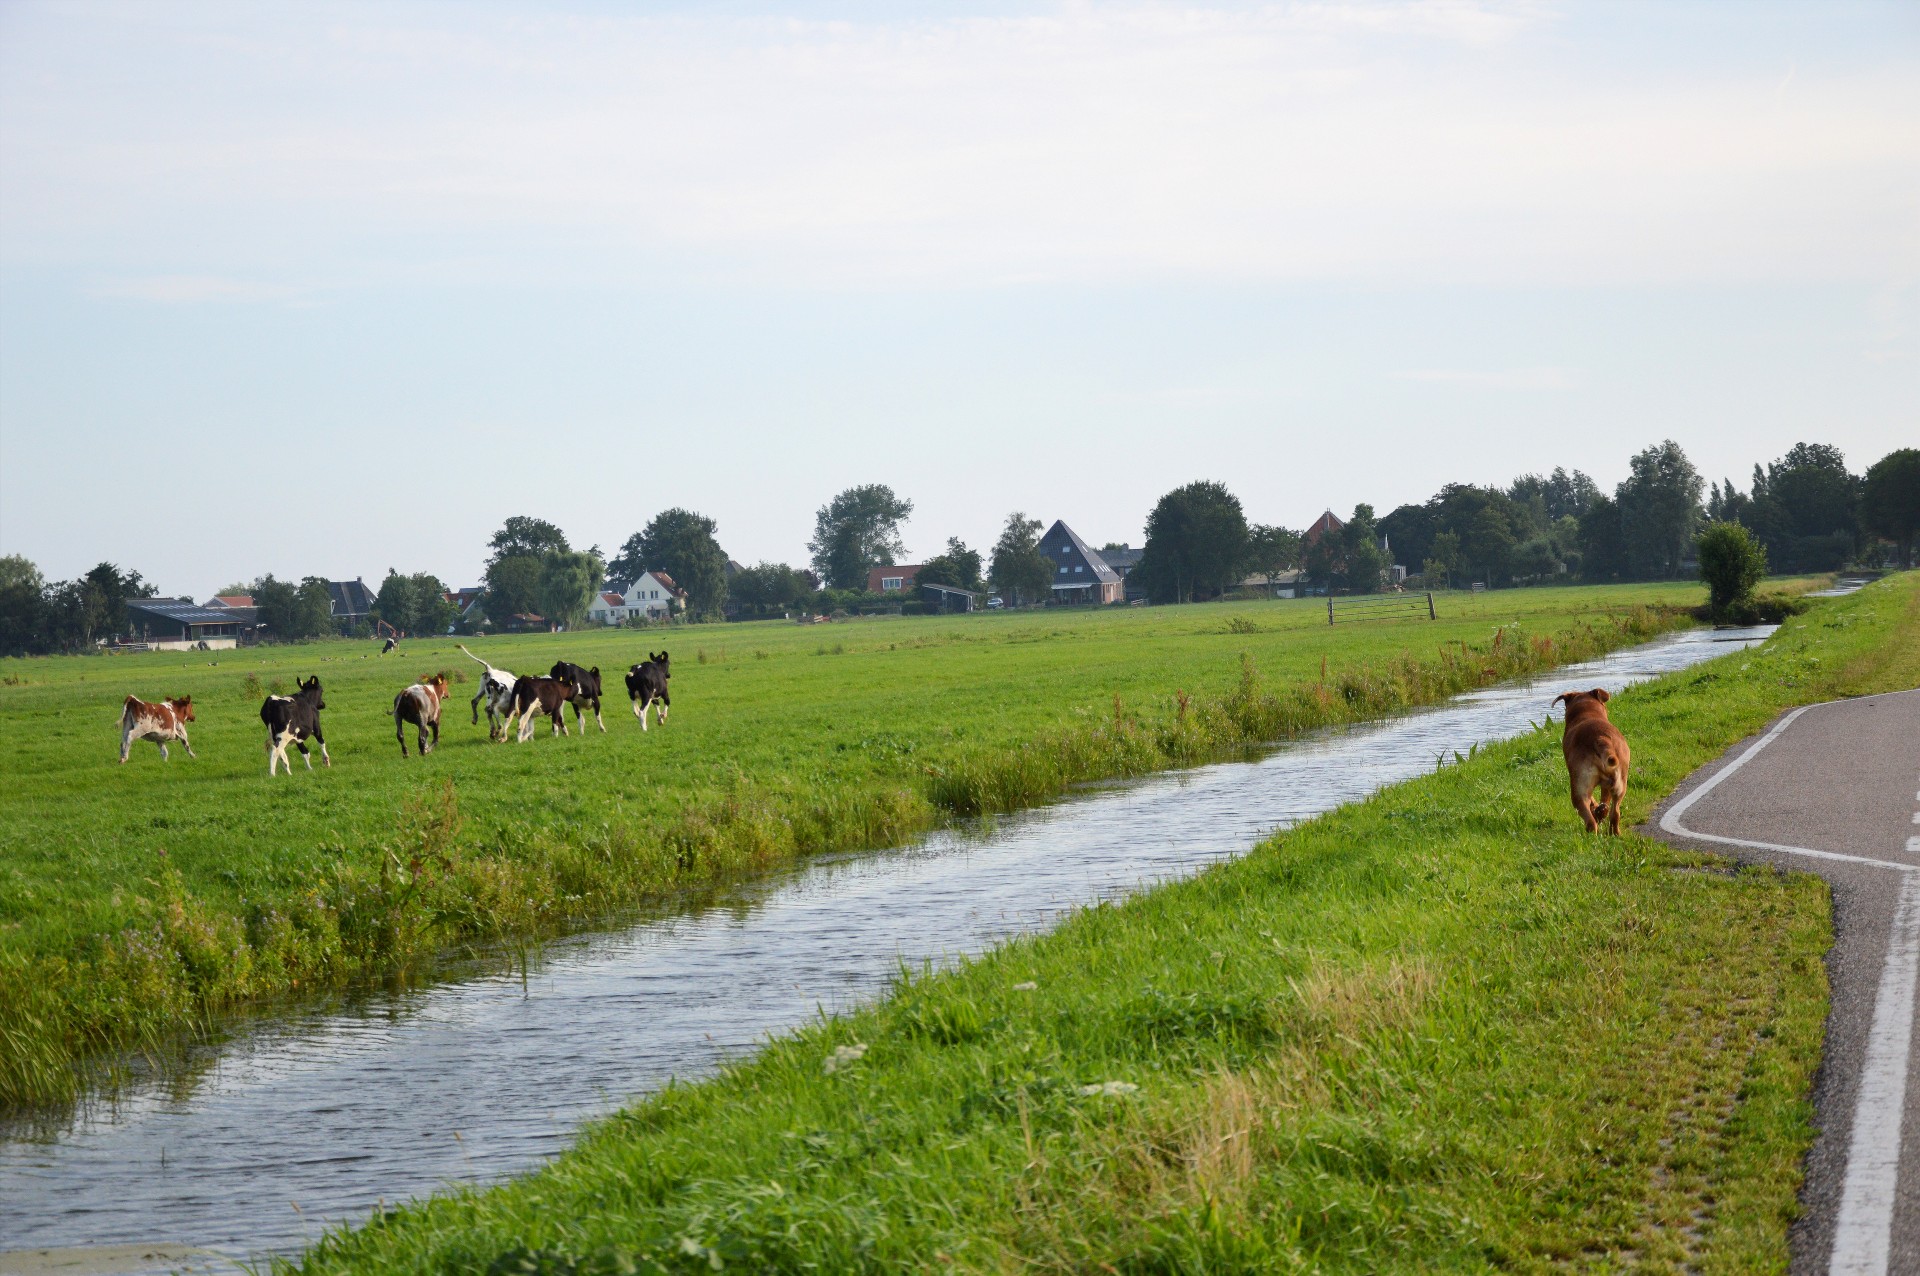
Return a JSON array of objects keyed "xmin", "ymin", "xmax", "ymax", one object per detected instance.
[{"xmin": 1651, "ymin": 687, "xmax": 1920, "ymax": 1276}]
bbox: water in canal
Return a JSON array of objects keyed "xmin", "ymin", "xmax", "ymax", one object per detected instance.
[{"xmin": 0, "ymin": 625, "xmax": 1775, "ymax": 1270}]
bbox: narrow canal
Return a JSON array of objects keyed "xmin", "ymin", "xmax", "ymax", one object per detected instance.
[{"xmin": 0, "ymin": 625, "xmax": 1775, "ymax": 1270}]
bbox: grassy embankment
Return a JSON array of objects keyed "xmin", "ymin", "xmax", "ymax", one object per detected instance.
[
  {"xmin": 0, "ymin": 583, "xmax": 1749, "ymax": 1108},
  {"xmin": 290, "ymin": 572, "xmax": 1917, "ymax": 1275}
]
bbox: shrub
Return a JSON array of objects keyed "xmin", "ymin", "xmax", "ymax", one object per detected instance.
[{"xmin": 1696, "ymin": 522, "xmax": 1767, "ymax": 618}]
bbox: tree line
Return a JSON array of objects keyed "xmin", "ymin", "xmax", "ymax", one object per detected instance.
[
  {"xmin": 1127, "ymin": 440, "xmax": 1916, "ymax": 603},
  {"xmin": 1, "ymin": 441, "xmax": 1912, "ymax": 656}
]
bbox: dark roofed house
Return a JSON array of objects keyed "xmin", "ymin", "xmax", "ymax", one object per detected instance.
[
  {"xmin": 326, "ymin": 578, "xmax": 377, "ymax": 628},
  {"xmin": 1042, "ymin": 521, "xmax": 1123, "ymax": 605},
  {"xmin": 1096, "ymin": 543, "xmax": 1147, "ymax": 601},
  {"xmin": 124, "ymin": 599, "xmax": 245, "ymax": 650}
]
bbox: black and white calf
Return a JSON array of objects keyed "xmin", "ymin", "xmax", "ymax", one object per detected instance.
[
  {"xmin": 391, "ymin": 674, "xmax": 451, "ymax": 757},
  {"xmin": 550, "ymin": 661, "xmax": 605, "ymax": 733},
  {"xmin": 459, "ymin": 644, "xmax": 520, "ymax": 741},
  {"xmin": 261, "ymin": 676, "xmax": 328, "ymax": 775},
  {"xmin": 511, "ymin": 672, "xmax": 576, "ymax": 743},
  {"xmin": 624, "ymin": 650, "xmax": 670, "ymax": 730}
]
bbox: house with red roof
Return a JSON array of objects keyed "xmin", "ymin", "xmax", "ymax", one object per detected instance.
[{"xmin": 588, "ymin": 571, "xmax": 686, "ymax": 624}]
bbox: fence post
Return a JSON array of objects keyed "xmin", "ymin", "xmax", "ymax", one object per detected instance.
[
  {"xmin": 1427, "ymin": 592, "xmax": 1436, "ymax": 621},
  {"xmin": 1328, "ymin": 596, "xmax": 1335, "ymax": 625}
]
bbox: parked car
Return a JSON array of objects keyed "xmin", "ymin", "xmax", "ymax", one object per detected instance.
[{"xmin": 986, "ymin": 596, "xmax": 1004, "ymax": 610}]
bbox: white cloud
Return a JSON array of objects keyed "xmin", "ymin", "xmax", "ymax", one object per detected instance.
[{"xmin": 1, "ymin": 2, "xmax": 1916, "ymax": 291}]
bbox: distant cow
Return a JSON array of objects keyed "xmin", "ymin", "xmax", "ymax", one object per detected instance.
[
  {"xmin": 390, "ymin": 673, "xmax": 452, "ymax": 757},
  {"xmin": 511, "ymin": 672, "xmax": 576, "ymax": 743},
  {"xmin": 550, "ymin": 661, "xmax": 605, "ymax": 733},
  {"xmin": 119, "ymin": 695, "xmax": 197, "ymax": 763},
  {"xmin": 261, "ymin": 676, "xmax": 329, "ymax": 775},
  {"xmin": 624, "ymin": 650, "xmax": 670, "ymax": 730},
  {"xmin": 459, "ymin": 644, "xmax": 519, "ymax": 741}
]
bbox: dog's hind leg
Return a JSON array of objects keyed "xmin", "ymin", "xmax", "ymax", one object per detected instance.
[{"xmin": 1569, "ymin": 778, "xmax": 1599, "ymax": 833}]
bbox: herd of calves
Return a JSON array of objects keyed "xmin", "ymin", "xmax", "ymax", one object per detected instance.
[{"xmin": 116, "ymin": 645, "xmax": 672, "ymax": 775}]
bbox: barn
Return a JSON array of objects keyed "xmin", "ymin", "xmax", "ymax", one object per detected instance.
[{"xmin": 123, "ymin": 599, "xmax": 245, "ymax": 650}]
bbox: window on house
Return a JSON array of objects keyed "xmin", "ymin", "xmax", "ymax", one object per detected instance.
[
  {"xmin": 882, "ymin": 577, "xmax": 903, "ymax": 590},
  {"xmin": 1074, "ymin": 565, "xmax": 1083, "ymax": 573},
  {"xmin": 1057, "ymin": 565, "xmax": 1067, "ymax": 574}
]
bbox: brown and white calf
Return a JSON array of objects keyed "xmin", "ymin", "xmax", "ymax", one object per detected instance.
[
  {"xmin": 511, "ymin": 672, "xmax": 576, "ymax": 743},
  {"xmin": 119, "ymin": 695, "xmax": 197, "ymax": 763},
  {"xmin": 391, "ymin": 674, "xmax": 452, "ymax": 757}
]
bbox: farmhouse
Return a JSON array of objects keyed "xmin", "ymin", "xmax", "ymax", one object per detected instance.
[
  {"xmin": 867, "ymin": 564, "xmax": 922, "ymax": 594},
  {"xmin": 1096, "ymin": 543, "xmax": 1147, "ymax": 601},
  {"xmin": 1041, "ymin": 520, "xmax": 1124, "ymax": 605},
  {"xmin": 123, "ymin": 599, "xmax": 245, "ymax": 650},
  {"xmin": 590, "ymin": 572, "xmax": 686, "ymax": 624},
  {"xmin": 203, "ymin": 593, "xmax": 254, "ymax": 609},
  {"xmin": 325, "ymin": 578, "xmax": 377, "ymax": 628},
  {"xmin": 1302, "ymin": 509, "xmax": 1344, "ymax": 546}
]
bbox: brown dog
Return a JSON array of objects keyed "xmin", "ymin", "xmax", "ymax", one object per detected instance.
[{"xmin": 1552, "ymin": 687, "xmax": 1632, "ymax": 835}]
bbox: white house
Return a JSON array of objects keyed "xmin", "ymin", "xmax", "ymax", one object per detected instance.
[{"xmin": 588, "ymin": 571, "xmax": 686, "ymax": 624}]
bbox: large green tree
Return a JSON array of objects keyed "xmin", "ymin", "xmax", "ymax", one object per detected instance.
[
  {"xmin": 0, "ymin": 555, "xmax": 46, "ymax": 657},
  {"xmin": 1578, "ymin": 496, "xmax": 1626, "ymax": 581},
  {"xmin": 1747, "ymin": 443, "xmax": 1857, "ymax": 571},
  {"xmin": 626, "ymin": 508, "xmax": 728, "ymax": 620},
  {"xmin": 483, "ymin": 554, "xmax": 543, "ymax": 624},
  {"xmin": 537, "ymin": 551, "xmax": 606, "ymax": 629},
  {"xmin": 916, "ymin": 538, "xmax": 985, "ymax": 592},
  {"xmin": 730, "ymin": 562, "xmax": 813, "ymax": 617},
  {"xmin": 989, "ymin": 513, "xmax": 1052, "ymax": 606},
  {"xmin": 1862, "ymin": 447, "xmax": 1920, "ymax": 567},
  {"xmin": 375, "ymin": 570, "xmax": 458, "ymax": 635},
  {"xmin": 808, "ymin": 485, "xmax": 913, "ymax": 590},
  {"xmin": 250, "ymin": 574, "xmax": 335, "ymax": 640},
  {"xmin": 1244, "ymin": 525, "xmax": 1302, "ymax": 590},
  {"xmin": 1135, "ymin": 481, "xmax": 1250, "ymax": 603},
  {"xmin": 487, "ymin": 516, "xmax": 570, "ymax": 566},
  {"xmin": 1616, "ymin": 440, "xmax": 1704, "ymax": 579}
]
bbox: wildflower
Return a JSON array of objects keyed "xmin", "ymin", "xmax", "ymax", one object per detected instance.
[
  {"xmin": 823, "ymin": 1043, "xmax": 867, "ymax": 1074},
  {"xmin": 1078, "ymin": 1081, "xmax": 1138, "ymax": 1097}
]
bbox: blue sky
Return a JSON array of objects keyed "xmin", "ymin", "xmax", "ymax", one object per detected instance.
[{"xmin": 1, "ymin": 1, "xmax": 1914, "ymax": 595}]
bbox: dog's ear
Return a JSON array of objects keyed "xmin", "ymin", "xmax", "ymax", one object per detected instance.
[
  {"xmin": 1590, "ymin": 687, "xmax": 1611, "ymax": 702},
  {"xmin": 1551, "ymin": 692, "xmax": 1571, "ymax": 707}
]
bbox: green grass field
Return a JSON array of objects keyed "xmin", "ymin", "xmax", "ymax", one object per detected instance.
[
  {"xmin": 0, "ymin": 582, "xmax": 1772, "ymax": 1106},
  {"xmin": 287, "ymin": 574, "xmax": 1918, "ymax": 1275}
]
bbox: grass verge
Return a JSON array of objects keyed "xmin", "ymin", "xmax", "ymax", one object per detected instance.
[
  {"xmin": 289, "ymin": 572, "xmax": 1916, "ymax": 1274},
  {"xmin": 0, "ymin": 585, "xmax": 1742, "ymax": 1108}
]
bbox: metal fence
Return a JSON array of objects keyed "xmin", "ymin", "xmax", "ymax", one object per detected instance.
[{"xmin": 1328, "ymin": 592, "xmax": 1437, "ymax": 625}]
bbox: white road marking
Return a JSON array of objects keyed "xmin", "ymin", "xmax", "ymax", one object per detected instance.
[
  {"xmin": 1832, "ymin": 872, "xmax": 1920, "ymax": 1276},
  {"xmin": 1658, "ymin": 699, "xmax": 1920, "ymax": 1275}
]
